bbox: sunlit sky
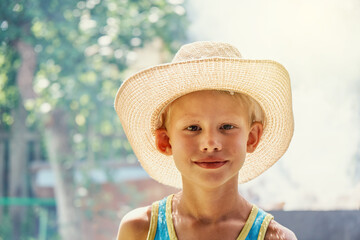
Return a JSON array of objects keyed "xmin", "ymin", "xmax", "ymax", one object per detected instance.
[{"xmin": 186, "ymin": 0, "xmax": 360, "ymax": 210}]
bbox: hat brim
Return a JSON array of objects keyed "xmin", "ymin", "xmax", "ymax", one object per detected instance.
[{"xmin": 115, "ymin": 57, "xmax": 294, "ymax": 188}]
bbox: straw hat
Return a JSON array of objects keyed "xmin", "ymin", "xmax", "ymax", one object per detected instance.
[{"xmin": 114, "ymin": 41, "xmax": 294, "ymax": 188}]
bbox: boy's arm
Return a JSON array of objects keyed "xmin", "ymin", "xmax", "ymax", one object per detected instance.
[
  {"xmin": 117, "ymin": 206, "xmax": 152, "ymax": 240},
  {"xmin": 265, "ymin": 220, "xmax": 297, "ymax": 240}
]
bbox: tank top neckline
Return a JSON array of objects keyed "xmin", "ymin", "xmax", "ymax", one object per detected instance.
[{"xmin": 154, "ymin": 194, "xmax": 268, "ymax": 240}]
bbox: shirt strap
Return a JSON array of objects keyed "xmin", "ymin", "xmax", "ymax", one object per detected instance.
[
  {"xmin": 165, "ymin": 194, "xmax": 178, "ymax": 240},
  {"xmin": 236, "ymin": 205, "xmax": 259, "ymax": 240},
  {"xmin": 146, "ymin": 201, "xmax": 159, "ymax": 240},
  {"xmin": 257, "ymin": 213, "xmax": 274, "ymax": 240}
]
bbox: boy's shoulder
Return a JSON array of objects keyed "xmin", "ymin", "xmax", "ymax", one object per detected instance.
[
  {"xmin": 265, "ymin": 219, "xmax": 297, "ymax": 240},
  {"xmin": 116, "ymin": 205, "xmax": 152, "ymax": 240}
]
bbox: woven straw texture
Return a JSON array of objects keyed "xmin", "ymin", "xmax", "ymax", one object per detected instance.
[{"xmin": 115, "ymin": 41, "xmax": 294, "ymax": 188}]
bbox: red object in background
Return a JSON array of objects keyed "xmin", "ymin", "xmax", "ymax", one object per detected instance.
[{"xmin": 30, "ymin": 162, "xmax": 177, "ymax": 240}]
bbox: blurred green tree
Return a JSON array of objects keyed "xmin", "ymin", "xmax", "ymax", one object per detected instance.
[{"xmin": 0, "ymin": 0, "xmax": 187, "ymax": 239}]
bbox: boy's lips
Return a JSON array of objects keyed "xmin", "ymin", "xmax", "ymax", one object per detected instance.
[{"xmin": 193, "ymin": 158, "xmax": 228, "ymax": 169}]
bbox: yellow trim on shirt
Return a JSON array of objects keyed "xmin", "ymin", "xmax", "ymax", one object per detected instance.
[
  {"xmin": 146, "ymin": 201, "xmax": 159, "ymax": 240},
  {"xmin": 236, "ymin": 205, "xmax": 259, "ymax": 240},
  {"xmin": 166, "ymin": 194, "xmax": 178, "ymax": 240},
  {"xmin": 151, "ymin": 196, "xmax": 265, "ymax": 240},
  {"xmin": 257, "ymin": 213, "xmax": 274, "ymax": 240}
]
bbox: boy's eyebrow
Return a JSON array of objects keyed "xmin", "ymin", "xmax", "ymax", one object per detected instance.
[{"xmin": 173, "ymin": 115, "xmax": 200, "ymax": 121}]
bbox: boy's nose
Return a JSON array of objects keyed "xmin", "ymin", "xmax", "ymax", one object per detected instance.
[{"xmin": 200, "ymin": 132, "xmax": 222, "ymax": 152}]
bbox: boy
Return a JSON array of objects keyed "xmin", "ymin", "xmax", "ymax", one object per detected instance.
[{"xmin": 114, "ymin": 41, "xmax": 297, "ymax": 239}]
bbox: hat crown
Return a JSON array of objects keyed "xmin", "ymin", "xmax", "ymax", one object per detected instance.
[{"xmin": 172, "ymin": 41, "xmax": 242, "ymax": 63}]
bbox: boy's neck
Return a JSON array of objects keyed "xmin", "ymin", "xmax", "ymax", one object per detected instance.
[{"xmin": 173, "ymin": 180, "xmax": 251, "ymax": 223}]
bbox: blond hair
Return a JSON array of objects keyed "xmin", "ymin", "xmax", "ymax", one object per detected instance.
[{"xmin": 158, "ymin": 90, "xmax": 264, "ymax": 129}]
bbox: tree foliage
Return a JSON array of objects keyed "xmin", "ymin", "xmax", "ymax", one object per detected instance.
[{"xmin": 0, "ymin": 0, "xmax": 188, "ymax": 161}]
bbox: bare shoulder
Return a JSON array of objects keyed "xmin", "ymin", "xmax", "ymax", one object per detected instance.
[
  {"xmin": 116, "ymin": 205, "xmax": 152, "ymax": 240},
  {"xmin": 265, "ymin": 219, "xmax": 297, "ymax": 240}
]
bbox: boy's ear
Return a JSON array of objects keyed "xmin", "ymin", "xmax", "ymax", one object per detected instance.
[
  {"xmin": 247, "ymin": 122, "xmax": 263, "ymax": 153},
  {"xmin": 155, "ymin": 128, "xmax": 172, "ymax": 156}
]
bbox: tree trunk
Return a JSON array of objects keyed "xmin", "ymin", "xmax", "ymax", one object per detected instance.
[
  {"xmin": 9, "ymin": 102, "xmax": 29, "ymax": 240},
  {"xmin": 10, "ymin": 40, "xmax": 36, "ymax": 240},
  {"xmin": 0, "ymin": 136, "xmax": 6, "ymax": 220},
  {"xmin": 44, "ymin": 109, "xmax": 81, "ymax": 240},
  {"xmin": 14, "ymin": 40, "xmax": 81, "ymax": 239},
  {"xmin": 14, "ymin": 41, "xmax": 37, "ymax": 100}
]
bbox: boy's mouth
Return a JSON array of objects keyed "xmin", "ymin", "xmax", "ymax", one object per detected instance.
[{"xmin": 193, "ymin": 159, "xmax": 228, "ymax": 169}]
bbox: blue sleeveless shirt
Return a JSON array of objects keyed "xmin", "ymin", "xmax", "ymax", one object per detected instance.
[{"xmin": 146, "ymin": 195, "xmax": 274, "ymax": 240}]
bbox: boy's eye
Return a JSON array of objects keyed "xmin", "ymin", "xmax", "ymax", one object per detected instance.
[
  {"xmin": 186, "ymin": 125, "xmax": 201, "ymax": 131},
  {"xmin": 221, "ymin": 124, "xmax": 234, "ymax": 130}
]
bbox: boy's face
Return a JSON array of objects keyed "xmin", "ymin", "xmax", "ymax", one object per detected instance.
[{"xmin": 155, "ymin": 90, "xmax": 263, "ymax": 189}]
